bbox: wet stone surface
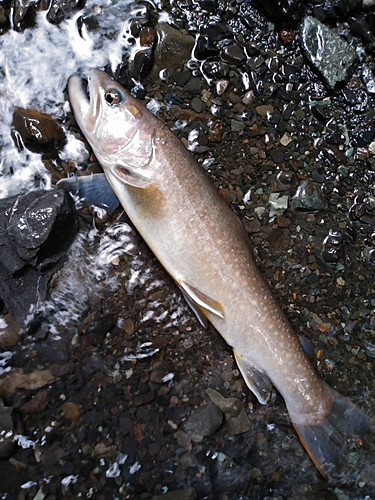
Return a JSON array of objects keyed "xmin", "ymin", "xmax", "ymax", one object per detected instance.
[{"xmin": 1, "ymin": 0, "xmax": 375, "ymax": 499}]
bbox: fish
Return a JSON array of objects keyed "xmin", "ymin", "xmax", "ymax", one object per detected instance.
[{"xmin": 61, "ymin": 68, "xmax": 373, "ymax": 480}]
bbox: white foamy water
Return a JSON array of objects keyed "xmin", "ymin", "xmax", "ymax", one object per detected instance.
[{"xmin": 0, "ymin": 0, "xmax": 147, "ymax": 199}]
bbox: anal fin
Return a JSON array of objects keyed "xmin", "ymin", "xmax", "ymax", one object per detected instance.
[
  {"xmin": 180, "ymin": 287, "xmax": 208, "ymax": 329},
  {"xmin": 179, "ymin": 281, "xmax": 224, "ymax": 319},
  {"xmin": 234, "ymin": 351, "xmax": 273, "ymax": 405}
]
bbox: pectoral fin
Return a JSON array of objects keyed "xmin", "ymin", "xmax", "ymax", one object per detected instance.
[
  {"xmin": 57, "ymin": 173, "xmax": 119, "ymax": 213},
  {"xmin": 179, "ymin": 281, "xmax": 224, "ymax": 319},
  {"xmin": 234, "ymin": 351, "xmax": 273, "ymax": 405},
  {"xmin": 113, "ymin": 165, "xmax": 151, "ymax": 189}
]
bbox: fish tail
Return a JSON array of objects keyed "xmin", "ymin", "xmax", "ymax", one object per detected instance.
[{"xmin": 289, "ymin": 384, "xmax": 374, "ymax": 481}]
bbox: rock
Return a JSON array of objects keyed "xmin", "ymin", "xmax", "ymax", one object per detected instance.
[
  {"xmin": 206, "ymin": 388, "xmax": 251, "ymax": 434},
  {"xmin": 210, "ymin": 459, "xmax": 250, "ymax": 494},
  {"xmin": 291, "ymin": 181, "xmax": 327, "ymax": 212},
  {"xmin": 195, "ymin": 35, "xmax": 220, "ymax": 60},
  {"xmin": 0, "ymin": 398, "xmax": 14, "ymax": 459},
  {"xmin": 152, "ymin": 23, "xmax": 194, "ymax": 78},
  {"xmin": 152, "ymin": 488, "xmax": 197, "ymax": 500},
  {"xmin": 0, "ymin": 369, "xmax": 55, "ymax": 397},
  {"xmin": 61, "ymin": 402, "xmax": 81, "ymax": 422},
  {"xmin": 361, "ymin": 464, "xmax": 375, "ymax": 486},
  {"xmin": 12, "ymin": 107, "xmax": 66, "ymax": 158},
  {"xmin": 245, "ymin": 220, "xmax": 261, "ymax": 234},
  {"xmin": 320, "ymin": 229, "xmax": 343, "ymax": 265},
  {"xmin": 184, "ymin": 78, "xmax": 203, "ymax": 95},
  {"xmin": 0, "ymin": 189, "xmax": 78, "ymax": 327},
  {"xmin": 300, "ymin": 16, "xmax": 357, "ymax": 89},
  {"xmin": 21, "ymin": 390, "xmax": 49, "ymax": 413},
  {"xmin": 36, "ymin": 336, "xmax": 71, "ymax": 364},
  {"xmin": 184, "ymin": 402, "xmax": 223, "ymax": 442},
  {"xmin": 270, "ymin": 148, "xmax": 285, "ymax": 163},
  {"xmin": 255, "ymin": 105, "xmax": 274, "ymax": 118},
  {"xmin": 191, "ymin": 97, "xmax": 202, "ymax": 113},
  {"xmin": 10, "ymin": 0, "xmax": 39, "ymax": 32},
  {"xmin": 172, "ymin": 69, "xmax": 191, "ymax": 87},
  {"xmin": 253, "ymin": 0, "xmax": 303, "ymax": 22},
  {"xmin": 202, "ymin": 61, "xmax": 229, "ymax": 79},
  {"xmin": 221, "ymin": 44, "xmax": 246, "ymax": 64},
  {"xmin": 0, "ymin": 315, "xmax": 21, "ymax": 348},
  {"xmin": 40, "ymin": 443, "xmax": 66, "ymax": 466},
  {"xmin": 47, "ymin": 0, "xmax": 83, "ymax": 24},
  {"xmin": 0, "ymin": 5, "xmax": 9, "ymax": 27}
]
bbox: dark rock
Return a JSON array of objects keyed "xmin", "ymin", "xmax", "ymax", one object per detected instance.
[
  {"xmin": 191, "ymin": 97, "xmax": 202, "ymax": 113},
  {"xmin": 202, "ymin": 60, "xmax": 229, "ymax": 79},
  {"xmin": 21, "ymin": 389, "xmax": 49, "ymax": 413},
  {"xmin": 0, "ymin": 189, "xmax": 78, "ymax": 327},
  {"xmin": 300, "ymin": 16, "xmax": 357, "ymax": 89},
  {"xmin": 184, "ymin": 78, "xmax": 203, "ymax": 95},
  {"xmin": 129, "ymin": 49, "xmax": 153, "ymax": 81},
  {"xmin": 184, "ymin": 402, "xmax": 223, "ymax": 442},
  {"xmin": 320, "ymin": 229, "xmax": 343, "ymax": 265},
  {"xmin": 40, "ymin": 443, "xmax": 66, "ymax": 466},
  {"xmin": 47, "ymin": 0, "xmax": 84, "ymax": 24},
  {"xmin": 246, "ymin": 41, "xmax": 260, "ymax": 56},
  {"xmin": 221, "ymin": 44, "xmax": 246, "ymax": 64},
  {"xmin": 152, "ymin": 23, "xmax": 194, "ymax": 78},
  {"xmin": 291, "ymin": 181, "xmax": 327, "ymax": 212},
  {"xmin": 270, "ymin": 148, "xmax": 285, "ymax": 163},
  {"xmin": 10, "ymin": 0, "xmax": 39, "ymax": 32},
  {"xmin": 206, "ymin": 388, "xmax": 251, "ymax": 434},
  {"xmin": 195, "ymin": 35, "xmax": 220, "ymax": 60},
  {"xmin": 198, "ymin": 0, "xmax": 216, "ymax": 13},
  {"xmin": 0, "ymin": 314, "xmax": 21, "ymax": 348},
  {"xmin": 353, "ymin": 121, "xmax": 375, "ymax": 146},
  {"xmin": 253, "ymin": 0, "xmax": 303, "ymax": 23},
  {"xmin": 172, "ymin": 70, "xmax": 191, "ymax": 87},
  {"xmin": 36, "ymin": 336, "xmax": 71, "ymax": 364},
  {"xmin": 310, "ymin": 104, "xmax": 327, "ymax": 123},
  {"xmin": 12, "ymin": 107, "xmax": 66, "ymax": 159},
  {"xmin": 276, "ymin": 171, "xmax": 296, "ymax": 190},
  {"xmin": 82, "ymin": 313, "xmax": 116, "ymax": 345},
  {"xmin": 0, "ymin": 5, "xmax": 9, "ymax": 27}
]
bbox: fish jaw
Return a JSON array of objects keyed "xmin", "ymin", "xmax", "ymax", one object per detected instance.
[{"xmin": 68, "ymin": 69, "xmax": 157, "ymax": 177}]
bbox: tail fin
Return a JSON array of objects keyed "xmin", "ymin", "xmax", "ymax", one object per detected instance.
[{"xmin": 289, "ymin": 385, "xmax": 374, "ymax": 481}]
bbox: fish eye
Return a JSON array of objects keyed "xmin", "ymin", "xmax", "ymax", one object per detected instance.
[{"xmin": 105, "ymin": 88, "xmax": 123, "ymax": 106}]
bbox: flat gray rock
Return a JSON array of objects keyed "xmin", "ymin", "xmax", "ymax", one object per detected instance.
[{"xmin": 301, "ymin": 16, "xmax": 357, "ymax": 89}]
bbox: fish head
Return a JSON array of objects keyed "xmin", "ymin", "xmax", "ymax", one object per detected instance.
[{"xmin": 68, "ymin": 69, "xmax": 155, "ymax": 174}]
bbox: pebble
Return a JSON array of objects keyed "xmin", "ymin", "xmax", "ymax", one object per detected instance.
[
  {"xmin": 206, "ymin": 388, "xmax": 251, "ymax": 434},
  {"xmin": 61, "ymin": 402, "xmax": 81, "ymax": 422},
  {"xmin": 152, "ymin": 488, "xmax": 197, "ymax": 500},
  {"xmin": 221, "ymin": 43, "xmax": 246, "ymax": 64},
  {"xmin": 0, "ymin": 314, "xmax": 20, "ymax": 348},
  {"xmin": 256, "ymin": 105, "xmax": 274, "ymax": 118},
  {"xmin": 270, "ymin": 148, "xmax": 284, "ymax": 163},
  {"xmin": 216, "ymin": 79, "xmax": 229, "ymax": 95},
  {"xmin": 184, "ymin": 402, "xmax": 223, "ymax": 442},
  {"xmin": 184, "ymin": 78, "xmax": 203, "ymax": 95},
  {"xmin": 191, "ymin": 97, "xmax": 202, "ymax": 113}
]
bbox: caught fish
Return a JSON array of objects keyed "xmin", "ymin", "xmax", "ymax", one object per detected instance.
[{"xmin": 61, "ymin": 69, "xmax": 373, "ymax": 479}]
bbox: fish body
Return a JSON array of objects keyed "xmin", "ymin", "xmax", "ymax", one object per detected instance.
[{"xmin": 65, "ymin": 69, "xmax": 373, "ymax": 479}]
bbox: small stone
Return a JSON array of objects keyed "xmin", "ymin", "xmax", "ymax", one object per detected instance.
[
  {"xmin": 280, "ymin": 132, "xmax": 293, "ymax": 146},
  {"xmin": 21, "ymin": 390, "xmax": 49, "ymax": 413},
  {"xmin": 242, "ymin": 90, "xmax": 255, "ymax": 105},
  {"xmin": 120, "ymin": 319, "xmax": 135, "ymax": 335},
  {"xmin": 172, "ymin": 70, "xmax": 191, "ymax": 87},
  {"xmin": 221, "ymin": 44, "xmax": 246, "ymax": 64},
  {"xmin": 208, "ymin": 121, "xmax": 223, "ymax": 142},
  {"xmin": 270, "ymin": 148, "xmax": 284, "ymax": 163},
  {"xmin": 206, "ymin": 388, "xmax": 251, "ymax": 435},
  {"xmin": 61, "ymin": 402, "xmax": 81, "ymax": 422},
  {"xmin": 255, "ymin": 105, "xmax": 274, "ymax": 118},
  {"xmin": 291, "ymin": 181, "xmax": 327, "ymax": 212},
  {"xmin": 184, "ymin": 78, "xmax": 203, "ymax": 95},
  {"xmin": 216, "ymin": 79, "xmax": 229, "ymax": 95},
  {"xmin": 277, "ymin": 216, "xmax": 291, "ymax": 228},
  {"xmin": 245, "ymin": 220, "xmax": 261, "ymax": 234},
  {"xmin": 337, "ymin": 277, "xmax": 345, "ymax": 286},
  {"xmin": 0, "ymin": 369, "xmax": 55, "ymax": 397},
  {"xmin": 190, "ymin": 97, "xmax": 202, "ymax": 113},
  {"xmin": 231, "ymin": 120, "xmax": 245, "ymax": 132},
  {"xmin": 40, "ymin": 444, "xmax": 65, "ymax": 467},
  {"xmin": 202, "ymin": 60, "xmax": 229, "ymax": 79},
  {"xmin": 279, "ymin": 29, "xmax": 294, "ymax": 45},
  {"xmin": 0, "ymin": 315, "xmax": 20, "ymax": 348},
  {"xmin": 184, "ymin": 402, "xmax": 223, "ymax": 442}
]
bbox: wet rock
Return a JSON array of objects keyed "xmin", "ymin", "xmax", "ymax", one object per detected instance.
[
  {"xmin": 279, "ymin": 29, "xmax": 295, "ymax": 45},
  {"xmin": 0, "ymin": 315, "xmax": 21, "ymax": 348},
  {"xmin": 0, "ymin": 398, "xmax": 13, "ymax": 459},
  {"xmin": 202, "ymin": 60, "xmax": 229, "ymax": 79},
  {"xmin": 184, "ymin": 402, "xmax": 223, "ymax": 442},
  {"xmin": 152, "ymin": 488, "xmax": 197, "ymax": 500},
  {"xmin": 152, "ymin": 23, "xmax": 194, "ymax": 78},
  {"xmin": 362, "ymin": 65, "xmax": 375, "ymax": 94},
  {"xmin": 300, "ymin": 16, "xmax": 357, "ymax": 89},
  {"xmin": 0, "ymin": 5, "xmax": 9, "ymax": 27},
  {"xmin": 11, "ymin": 0, "xmax": 39, "ymax": 32},
  {"xmin": 61, "ymin": 402, "xmax": 81, "ymax": 422},
  {"xmin": 195, "ymin": 35, "xmax": 220, "ymax": 60},
  {"xmin": 12, "ymin": 107, "xmax": 66, "ymax": 158},
  {"xmin": 47, "ymin": 0, "xmax": 84, "ymax": 24},
  {"xmin": 276, "ymin": 171, "xmax": 296, "ymax": 190},
  {"xmin": 0, "ymin": 368, "xmax": 55, "ymax": 397},
  {"xmin": 191, "ymin": 97, "xmax": 202, "ymax": 113},
  {"xmin": 172, "ymin": 69, "xmax": 191, "ymax": 87},
  {"xmin": 206, "ymin": 388, "xmax": 250, "ymax": 434},
  {"xmin": 36, "ymin": 336, "xmax": 71, "ymax": 364},
  {"xmin": 256, "ymin": 105, "xmax": 274, "ymax": 118},
  {"xmin": 270, "ymin": 148, "xmax": 284, "ymax": 164},
  {"xmin": 21, "ymin": 389, "xmax": 49, "ymax": 413},
  {"xmin": 0, "ymin": 189, "xmax": 78, "ymax": 327},
  {"xmin": 291, "ymin": 181, "xmax": 327, "ymax": 212},
  {"xmin": 320, "ymin": 229, "xmax": 343, "ymax": 265},
  {"xmin": 221, "ymin": 44, "xmax": 246, "ymax": 65},
  {"xmin": 254, "ymin": 0, "xmax": 303, "ymax": 22}
]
